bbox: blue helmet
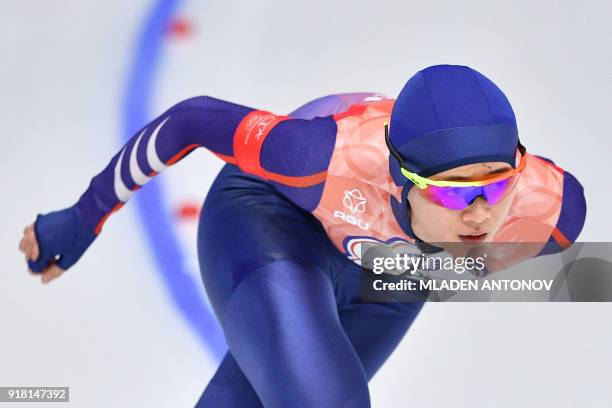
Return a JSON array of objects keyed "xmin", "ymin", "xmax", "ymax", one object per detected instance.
[
  {"xmin": 388, "ymin": 65, "xmax": 520, "ymax": 241},
  {"xmin": 388, "ymin": 64, "xmax": 519, "ymax": 187}
]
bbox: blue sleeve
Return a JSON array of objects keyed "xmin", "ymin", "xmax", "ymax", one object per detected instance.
[
  {"xmin": 74, "ymin": 96, "xmax": 337, "ymax": 235},
  {"xmin": 536, "ymin": 167, "xmax": 587, "ymax": 256}
]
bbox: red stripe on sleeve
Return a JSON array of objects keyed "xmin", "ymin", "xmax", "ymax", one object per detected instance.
[
  {"xmin": 232, "ymin": 110, "xmax": 289, "ymax": 179},
  {"xmin": 166, "ymin": 143, "xmax": 200, "ymax": 165},
  {"xmin": 265, "ymin": 170, "xmax": 327, "ymax": 188},
  {"xmin": 551, "ymin": 226, "xmax": 571, "ymax": 250}
]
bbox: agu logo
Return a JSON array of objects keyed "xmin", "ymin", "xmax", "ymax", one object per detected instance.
[
  {"xmin": 334, "ymin": 189, "xmax": 370, "ymax": 230},
  {"xmin": 343, "ymin": 189, "xmax": 367, "ymax": 213}
]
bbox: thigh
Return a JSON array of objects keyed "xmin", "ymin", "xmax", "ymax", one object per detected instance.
[
  {"xmin": 222, "ymin": 258, "xmax": 370, "ymax": 407},
  {"xmin": 197, "ymin": 164, "xmax": 345, "ymax": 321},
  {"xmin": 197, "ymin": 165, "xmax": 369, "ymax": 407}
]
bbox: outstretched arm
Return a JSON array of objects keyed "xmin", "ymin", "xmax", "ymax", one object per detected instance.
[
  {"xmin": 21, "ymin": 95, "xmax": 337, "ymax": 279},
  {"xmin": 75, "ymin": 96, "xmax": 253, "ymax": 234},
  {"xmin": 76, "ymin": 95, "xmax": 337, "ymax": 234}
]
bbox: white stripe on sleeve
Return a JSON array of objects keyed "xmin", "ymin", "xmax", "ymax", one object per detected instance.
[
  {"xmin": 113, "ymin": 147, "xmax": 134, "ymax": 202},
  {"xmin": 129, "ymin": 128, "xmax": 151, "ymax": 185},
  {"xmin": 146, "ymin": 116, "xmax": 171, "ymax": 173}
]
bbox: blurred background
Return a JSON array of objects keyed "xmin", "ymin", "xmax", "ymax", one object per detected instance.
[{"xmin": 2, "ymin": 0, "xmax": 611, "ymax": 406}]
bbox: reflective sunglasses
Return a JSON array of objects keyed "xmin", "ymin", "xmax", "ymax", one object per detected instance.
[{"xmin": 384, "ymin": 123, "xmax": 527, "ymax": 210}]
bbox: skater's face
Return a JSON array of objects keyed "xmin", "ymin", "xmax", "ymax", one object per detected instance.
[{"xmin": 407, "ymin": 160, "xmax": 516, "ymax": 250}]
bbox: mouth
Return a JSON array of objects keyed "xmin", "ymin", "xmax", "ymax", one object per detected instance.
[{"xmin": 458, "ymin": 232, "xmax": 488, "ymax": 243}]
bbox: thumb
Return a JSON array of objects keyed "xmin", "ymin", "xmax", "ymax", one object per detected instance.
[{"xmin": 41, "ymin": 264, "xmax": 65, "ymax": 284}]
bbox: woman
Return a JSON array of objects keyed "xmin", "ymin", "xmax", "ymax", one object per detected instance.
[{"xmin": 18, "ymin": 64, "xmax": 586, "ymax": 407}]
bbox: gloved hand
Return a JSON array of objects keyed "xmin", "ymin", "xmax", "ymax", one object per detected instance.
[{"xmin": 18, "ymin": 206, "xmax": 96, "ymax": 284}]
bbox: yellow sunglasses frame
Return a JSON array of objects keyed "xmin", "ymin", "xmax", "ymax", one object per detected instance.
[{"xmin": 384, "ymin": 122, "xmax": 527, "ymax": 190}]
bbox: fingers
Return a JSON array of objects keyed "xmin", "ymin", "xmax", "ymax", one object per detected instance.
[
  {"xmin": 18, "ymin": 223, "xmax": 40, "ymax": 262},
  {"xmin": 40, "ymin": 264, "xmax": 65, "ymax": 284},
  {"xmin": 30, "ymin": 241, "xmax": 40, "ymax": 263},
  {"xmin": 19, "ymin": 222, "xmax": 44, "ymax": 278},
  {"xmin": 18, "ymin": 233, "xmax": 27, "ymax": 252},
  {"xmin": 19, "ymin": 221, "xmax": 66, "ymax": 284}
]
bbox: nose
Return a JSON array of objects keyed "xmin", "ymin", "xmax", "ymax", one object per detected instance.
[{"xmin": 461, "ymin": 196, "xmax": 491, "ymax": 225}]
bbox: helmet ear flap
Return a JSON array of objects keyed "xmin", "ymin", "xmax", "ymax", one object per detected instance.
[{"xmin": 390, "ymin": 184, "xmax": 416, "ymax": 239}]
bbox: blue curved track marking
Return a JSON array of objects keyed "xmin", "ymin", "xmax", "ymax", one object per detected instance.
[{"xmin": 122, "ymin": 0, "xmax": 226, "ymax": 359}]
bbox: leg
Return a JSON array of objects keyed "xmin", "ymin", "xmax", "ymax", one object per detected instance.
[
  {"xmin": 340, "ymin": 300, "xmax": 424, "ymax": 381},
  {"xmin": 197, "ymin": 165, "xmax": 370, "ymax": 407},
  {"xmin": 222, "ymin": 259, "xmax": 370, "ymax": 407},
  {"xmin": 333, "ymin": 262, "xmax": 425, "ymax": 380}
]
